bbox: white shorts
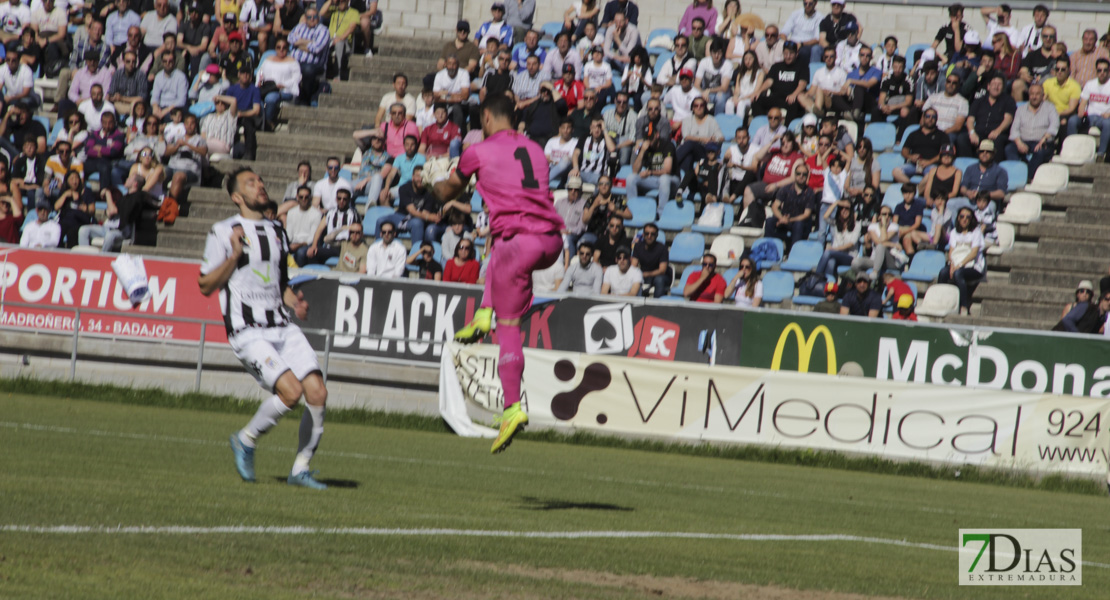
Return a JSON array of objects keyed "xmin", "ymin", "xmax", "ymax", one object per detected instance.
[{"xmin": 229, "ymin": 325, "xmax": 321, "ymax": 392}]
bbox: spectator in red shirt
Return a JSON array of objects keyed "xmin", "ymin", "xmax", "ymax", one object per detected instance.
[
  {"xmin": 553, "ymin": 63, "xmax": 584, "ymax": 110},
  {"xmin": 741, "ymin": 130, "xmax": 804, "ymax": 210},
  {"xmin": 418, "ymin": 103, "xmax": 462, "ymax": 159},
  {"xmin": 0, "ymin": 194, "xmax": 24, "ymax": 243},
  {"xmin": 443, "ymin": 238, "xmax": 480, "ymax": 284},
  {"xmin": 684, "ymin": 251, "xmax": 727, "ymax": 303},
  {"xmin": 882, "ymin": 271, "xmax": 914, "ymax": 307}
]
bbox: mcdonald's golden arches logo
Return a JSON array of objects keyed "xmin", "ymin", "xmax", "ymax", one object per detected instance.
[{"xmin": 771, "ymin": 323, "xmax": 838, "ymax": 374}]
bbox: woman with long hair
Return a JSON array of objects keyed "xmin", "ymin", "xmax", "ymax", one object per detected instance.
[
  {"xmin": 725, "ymin": 50, "xmax": 761, "ymax": 119},
  {"xmin": 816, "ymin": 204, "xmax": 861, "ymax": 279},
  {"xmin": 864, "ymin": 204, "xmax": 900, "ymax": 276},
  {"xmin": 992, "ymin": 32, "xmax": 1022, "ymax": 98},
  {"xmin": 56, "ymin": 111, "xmax": 89, "ymax": 163},
  {"xmin": 724, "ymin": 257, "xmax": 762, "ymax": 307},
  {"xmin": 855, "ymin": 184, "xmax": 879, "ymax": 227},
  {"xmin": 922, "ymin": 144, "xmax": 961, "ymax": 204},
  {"xmin": 937, "ymin": 207, "xmax": 985, "ymax": 315},
  {"xmin": 443, "ymin": 239, "xmax": 480, "ymax": 284},
  {"xmin": 621, "ymin": 46, "xmax": 653, "ymax": 111},
  {"xmin": 54, "ymin": 169, "xmax": 98, "ymax": 248},
  {"xmin": 715, "ymin": 0, "xmax": 742, "ymax": 39},
  {"xmin": 846, "ymin": 136, "xmax": 880, "ymax": 197},
  {"xmin": 126, "ymin": 101, "xmax": 151, "ymax": 142}
]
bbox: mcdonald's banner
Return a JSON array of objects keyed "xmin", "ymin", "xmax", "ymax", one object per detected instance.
[
  {"xmin": 440, "ymin": 342, "xmax": 1110, "ymax": 478},
  {"xmin": 738, "ymin": 312, "xmax": 1110, "ymax": 399}
]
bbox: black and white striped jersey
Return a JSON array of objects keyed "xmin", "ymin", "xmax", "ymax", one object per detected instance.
[{"xmin": 201, "ymin": 215, "xmax": 291, "ymax": 336}]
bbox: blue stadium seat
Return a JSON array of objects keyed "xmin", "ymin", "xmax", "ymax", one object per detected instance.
[
  {"xmin": 301, "ymin": 264, "xmax": 331, "ymax": 272},
  {"xmin": 809, "ymin": 62, "xmax": 822, "ymax": 82},
  {"xmin": 894, "ymin": 124, "xmax": 918, "ymax": 151},
  {"xmin": 670, "ymin": 268, "xmax": 699, "ymax": 297},
  {"xmin": 901, "ymin": 250, "xmax": 948, "ymax": 282},
  {"xmin": 877, "ymin": 151, "xmax": 904, "ymax": 183},
  {"xmin": 540, "ymin": 21, "xmax": 564, "ymax": 39},
  {"xmin": 906, "ymin": 43, "xmax": 930, "ymax": 65},
  {"xmin": 780, "ymin": 240, "xmax": 824, "ymax": 272},
  {"xmin": 999, "ymin": 160, "xmax": 1028, "ymax": 189},
  {"xmin": 325, "ymin": 256, "xmax": 340, "ymax": 267},
  {"xmin": 655, "ymin": 200, "xmax": 695, "ymax": 232},
  {"xmin": 953, "ymin": 156, "xmax": 977, "ymax": 172},
  {"xmin": 668, "ymin": 232, "xmax": 706, "ymax": 264},
  {"xmin": 625, "ymin": 196, "xmax": 656, "ymax": 228},
  {"xmin": 716, "ymin": 114, "xmax": 743, "ymax": 141},
  {"xmin": 864, "ymin": 122, "xmax": 896, "ymax": 152},
  {"xmin": 363, "ymin": 205, "xmax": 394, "ymax": 234},
  {"xmin": 760, "ymin": 271, "xmax": 796, "ymax": 303},
  {"xmin": 652, "ymin": 51, "xmax": 673, "ymax": 79},
  {"xmin": 882, "ymin": 185, "xmax": 904, "ymax": 208},
  {"xmin": 33, "ymin": 114, "xmax": 50, "ymax": 133},
  {"xmin": 691, "ymin": 203, "xmax": 734, "ymax": 234},
  {"xmin": 748, "ymin": 115, "xmax": 768, "ymax": 136}
]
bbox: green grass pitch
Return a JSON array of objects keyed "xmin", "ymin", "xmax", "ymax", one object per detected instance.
[{"xmin": 2, "ymin": 390, "xmax": 1108, "ymax": 599}]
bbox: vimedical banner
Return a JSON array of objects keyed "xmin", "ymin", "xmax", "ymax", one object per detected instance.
[
  {"xmin": 0, "ymin": 247, "xmax": 224, "ymax": 343},
  {"xmin": 441, "ymin": 342, "xmax": 1110, "ymax": 477}
]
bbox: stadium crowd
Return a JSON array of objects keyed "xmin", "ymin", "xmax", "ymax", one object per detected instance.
[{"xmin": 3, "ymin": 0, "xmax": 1109, "ymax": 326}]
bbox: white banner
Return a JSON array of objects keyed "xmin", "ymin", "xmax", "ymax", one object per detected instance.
[{"xmin": 439, "ymin": 342, "xmax": 1110, "ymax": 477}]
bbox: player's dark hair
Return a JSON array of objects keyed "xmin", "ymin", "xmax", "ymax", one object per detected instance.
[
  {"xmin": 226, "ymin": 166, "xmax": 254, "ymax": 196},
  {"xmin": 480, "ymin": 94, "xmax": 516, "ymax": 122}
]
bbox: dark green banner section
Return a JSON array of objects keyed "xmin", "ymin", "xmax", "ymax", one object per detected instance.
[{"xmin": 739, "ymin": 313, "xmax": 1110, "ymax": 398}]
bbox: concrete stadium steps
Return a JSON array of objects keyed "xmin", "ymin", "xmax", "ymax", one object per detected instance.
[
  {"xmin": 1008, "ymin": 268, "xmax": 1104, "ymax": 290},
  {"xmin": 989, "ymin": 250, "xmax": 1107, "ymax": 276},
  {"xmin": 975, "ymin": 281, "xmax": 1072, "ymax": 305},
  {"xmin": 976, "ymin": 298, "xmax": 1062, "ymax": 323}
]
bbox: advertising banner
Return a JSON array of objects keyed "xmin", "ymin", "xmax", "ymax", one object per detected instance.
[
  {"xmin": 740, "ymin": 313, "xmax": 1110, "ymax": 398},
  {"xmin": 441, "ymin": 342, "xmax": 1110, "ymax": 477},
  {"xmin": 0, "ymin": 247, "xmax": 225, "ymax": 343}
]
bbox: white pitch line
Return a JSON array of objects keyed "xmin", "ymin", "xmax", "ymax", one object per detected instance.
[{"xmin": 2, "ymin": 525, "xmax": 1108, "ymax": 570}]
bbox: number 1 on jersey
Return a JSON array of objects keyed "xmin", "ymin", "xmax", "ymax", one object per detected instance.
[{"xmin": 514, "ymin": 147, "xmax": 540, "ymax": 190}]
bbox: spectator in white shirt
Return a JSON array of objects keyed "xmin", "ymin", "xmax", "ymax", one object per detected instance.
[
  {"xmin": 363, "ymin": 221, "xmax": 407, "ymax": 278},
  {"xmin": 432, "ymin": 55, "xmax": 471, "ymax": 129},
  {"xmin": 782, "ymin": 0, "xmax": 824, "ymax": 64},
  {"xmin": 544, "ymin": 119, "xmax": 578, "ymax": 189},
  {"xmin": 601, "ymin": 246, "xmax": 643, "ymax": 295},
  {"xmin": 0, "ymin": 47, "xmax": 37, "ymax": 110},
  {"xmin": 282, "ymin": 185, "xmax": 323, "ymax": 263},
  {"xmin": 20, "ymin": 198, "xmax": 61, "ymax": 248},
  {"xmin": 312, "ymin": 156, "xmax": 353, "ymax": 211}
]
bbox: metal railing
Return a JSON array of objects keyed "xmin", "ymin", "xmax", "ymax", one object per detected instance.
[{"xmin": 0, "ymin": 300, "xmax": 437, "ymax": 392}]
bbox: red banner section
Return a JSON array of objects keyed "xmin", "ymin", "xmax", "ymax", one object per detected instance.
[{"xmin": 0, "ymin": 247, "xmax": 226, "ymax": 344}]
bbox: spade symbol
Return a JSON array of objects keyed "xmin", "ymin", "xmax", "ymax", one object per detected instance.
[{"xmin": 590, "ymin": 318, "xmax": 618, "ymax": 350}]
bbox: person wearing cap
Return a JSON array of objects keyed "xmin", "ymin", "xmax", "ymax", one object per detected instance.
[
  {"xmin": 105, "ymin": 0, "xmax": 140, "ymax": 50},
  {"xmin": 151, "ymin": 50, "xmax": 189, "ymax": 120},
  {"xmin": 219, "ymin": 30, "xmax": 253, "ymax": 81},
  {"xmin": 19, "ymin": 197, "xmax": 60, "ymax": 248},
  {"xmin": 552, "ymin": 62, "xmax": 584, "ymax": 110},
  {"xmin": 1005, "ymin": 82, "xmax": 1057, "ymax": 175},
  {"xmin": 287, "ymin": 5, "xmax": 331, "ymax": 105},
  {"xmin": 188, "ymin": 62, "xmax": 228, "ymax": 106},
  {"xmin": 891, "ymin": 294, "xmax": 918, "ymax": 321},
  {"xmin": 601, "ymin": 244, "xmax": 643, "ymax": 296},
  {"xmin": 554, "ymin": 175, "xmax": 592, "ymax": 262},
  {"xmin": 139, "ymin": 0, "xmax": 177, "ymax": 50},
  {"xmin": 180, "ymin": 2, "xmax": 213, "ymax": 78},
  {"xmin": 0, "ymin": 44, "xmax": 37, "ymax": 110},
  {"xmin": 1057, "ymin": 280, "xmax": 1101, "ymax": 333},
  {"xmin": 833, "ymin": 19, "xmax": 863, "ymax": 74},
  {"xmin": 0, "ymin": 192, "xmax": 24, "ymax": 244},
  {"xmin": 602, "ymin": 11, "xmax": 638, "ymax": 69},
  {"xmin": 893, "ymin": 108, "xmax": 946, "ymax": 184},
  {"xmin": 922, "ymin": 69, "xmax": 968, "ymax": 145},
  {"xmin": 819, "ymin": 0, "xmax": 860, "ymax": 51},
  {"xmin": 812, "ymin": 281, "xmax": 841, "ymax": 313},
  {"xmin": 840, "ymin": 271, "xmax": 881, "ymax": 318},
  {"xmin": 752, "ymin": 40, "xmax": 808, "ymax": 123},
  {"xmin": 66, "ymin": 49, "xmax": 113, "ymax": 107},
  {"xmin": 959, "ymin": 139, "xmax": 1007, "ymax": 201},
  {"xmin": 663, "ymin": 66, "xmax": 699, "ymax": 125},
  {"xmin": 543, "ymin": 31, "xmax": 583, "ymax": 83},
  {"xmin": 783, "ymin": 0, "xmax": 825, "ymax": 65},
  {"xmin": 475, "ymin": 2, "xmax": 513, "ymax": 49},
  {"xmin": 439, "ymin": 20, "xmax": 480, "ymax": 77}
]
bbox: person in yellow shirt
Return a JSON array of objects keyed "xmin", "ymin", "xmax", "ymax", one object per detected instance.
[
  {"xmin": 323, "ymin": 0, "xmax": 361, "ymax": 79},
  {"xmin": 1043, "ymin": 57, "xmax": 1082, "ymax": 134}
]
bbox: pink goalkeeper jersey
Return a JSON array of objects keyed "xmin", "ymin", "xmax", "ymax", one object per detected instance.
[{"xmin": 457, "ymin": 130, "xmax": 564, "ymax": 240}]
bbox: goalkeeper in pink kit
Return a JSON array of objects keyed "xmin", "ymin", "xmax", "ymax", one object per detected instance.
[{"xmin": 433, "ymin": 95, "xmax": 564, "ymax": 454}]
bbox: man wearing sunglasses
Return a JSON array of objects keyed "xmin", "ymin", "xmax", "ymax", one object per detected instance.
[
  {"xmin": 1045, "ymin": 58, "xmax": 1081, "ymax": 135},
  {"xmin": 764, "ymin": 163, "xmax": 814, "ymax": 253},
  {"xmin": 684, "ymin": 252, "xmax": 725, "ymax": 303},
  {"xmin": 1069, "ymin": 57, "xmax": 1110, "ymax": 155},
  {"xmin": 287, "ymin": 7, "xmax": 330, "ymax": 105},
  {"xmin": 311, "ymin": 156, "xmax": 352, "ymax": 211},
  {"xmin": 558, "ymin": 240, "xmax": 603, "ymax": 296}
]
